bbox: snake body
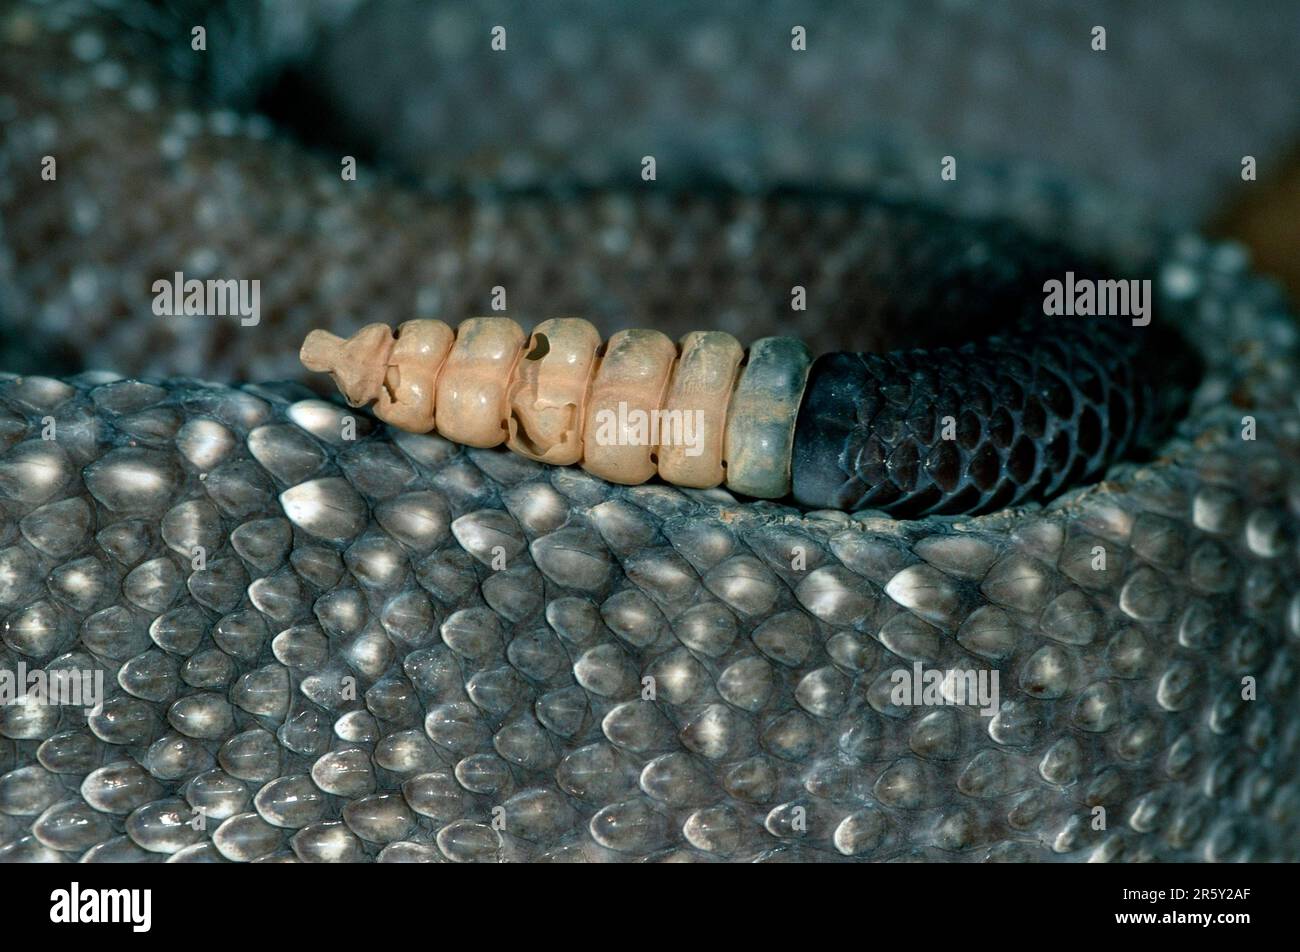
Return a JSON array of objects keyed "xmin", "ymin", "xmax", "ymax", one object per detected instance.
[
  {"xmin": 0, "ymin": 1, "xmax": 1297, "ymax": 862},
  {"xmin": 793, "ymin": 318, "xmax": 1148, "ymax": 515},
  {"xmin": 301, "ymin": 305, "xmax": 1179, "ymax": 516}
]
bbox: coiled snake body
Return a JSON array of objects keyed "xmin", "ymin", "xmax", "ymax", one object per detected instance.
[{"xmin": 0, "ymin": 1, "xmax": 1297, "ymax": 862}]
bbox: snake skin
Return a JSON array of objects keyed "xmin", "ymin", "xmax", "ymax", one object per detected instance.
[
  {"xmin": 0, "ymin": 0, "xmax": 1180, "ymax": 385},
  {"xmin": 1, "ymin": 1, "xmax": 1299, "ymax": 862},
  {"xmin": 201, "ymin": 0, "xmax": 1300, "ymax": 225},
  {"xmin": 793, "ymin": 318, "xmax": 1161, "ymax": 516}
]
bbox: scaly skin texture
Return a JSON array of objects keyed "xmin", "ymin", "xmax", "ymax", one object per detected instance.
[
  {"xmin": 0, "ymin": 2, "xmax": 1298, "ymax": 862},
  {"xmin": 793, "ymin": 317, "xmax": 1161, "ymax": 516},
  {"xmin": 0, "ymin": 1, "xmax": 1173, "ymax": 384},
  {"xmin": 0, "ymin": 369, "xmax": 1298, "ymax": 862}
]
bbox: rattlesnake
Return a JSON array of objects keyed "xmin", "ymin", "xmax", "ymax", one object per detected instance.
[{"xmin": 0, "ymin": 0, "xmax": 1296, "ymax": 862}]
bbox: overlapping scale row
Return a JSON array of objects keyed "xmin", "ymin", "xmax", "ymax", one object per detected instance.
[
  {"xmin": 0, "ymin": 6, "xmax": 1170, "ymax": 388},
  {"xmin": 791, "ymin": 318, "xmax": 1180, "ymax": 516},
  {"xmin": 0, "ymin": 373, "xmax": 1297, "ymax": 862}
]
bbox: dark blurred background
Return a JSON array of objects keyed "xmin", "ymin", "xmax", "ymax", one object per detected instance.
[
  {"xmin": 2, "ymin": 0, "xmax": 1298, "ymax": 379},
  {"xmin": 198, "ymin": 0, "xmax": 1300, "ymax": 289}
]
